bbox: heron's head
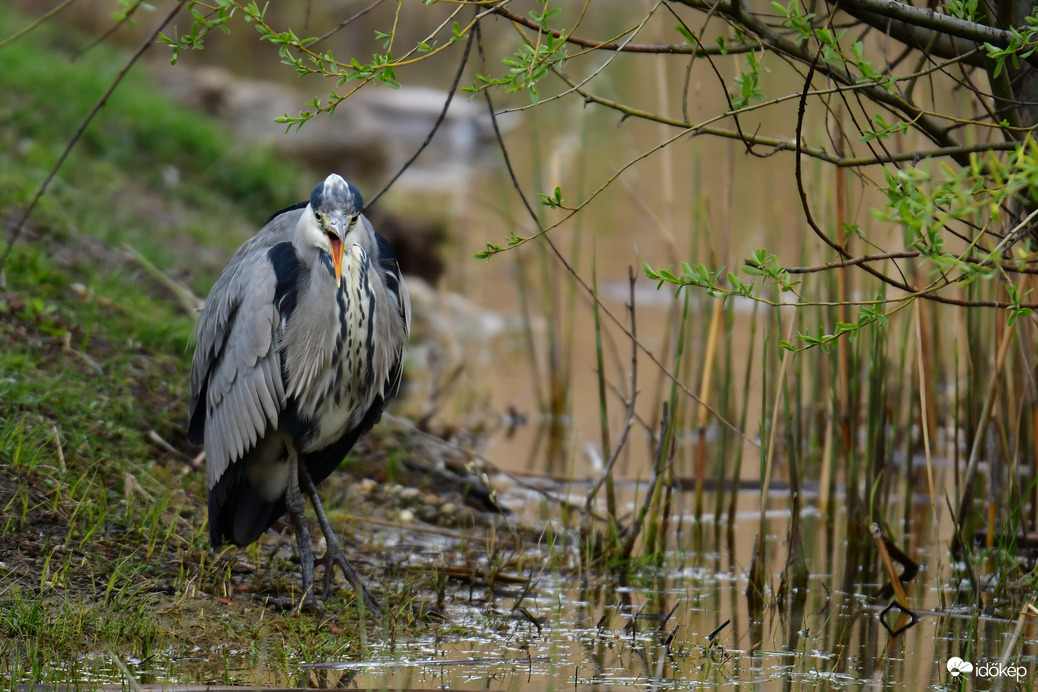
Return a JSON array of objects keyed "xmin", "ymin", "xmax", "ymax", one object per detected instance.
[{"xmin": 308, "ymin": 173, "xmax": 363, "ymax": 286}]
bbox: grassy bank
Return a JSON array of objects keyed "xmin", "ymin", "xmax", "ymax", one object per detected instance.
[{"xmin": 0, "ymin": 6, "xmax": 386, "ymax": 685}]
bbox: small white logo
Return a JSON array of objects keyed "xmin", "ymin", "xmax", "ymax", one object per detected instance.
[
  {"xmin": 946, "ymin": 657, "xmax": 1027, "ymax": 681},
  {"xmin": 947, "ymin": 657, "xmax": 974, "ymax": 677}
]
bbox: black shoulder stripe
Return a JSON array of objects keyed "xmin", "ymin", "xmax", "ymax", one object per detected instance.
[
  {"xmin": 372, "ymin": 232, "xmax": 406, "ymax": 312},
  {"xmin": 266, "ymin": 200, "xmax": 308, "ymax": 224},
  {"xmin": 374, "ymin": 232, "xmax": 399, "ymax": 268},
  {"xmin": 383, "ymin": 271, "xmax": 399, "ymax": 294},
  {"xmin": 268, "ymin": 242, "xmax": 301, "ymax": 322}
]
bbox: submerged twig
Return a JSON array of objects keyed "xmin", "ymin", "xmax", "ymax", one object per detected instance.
[
  {"xmin": 619, "ymin": 403, "xmax": 670, "ymax": 565},
  {"xmin": 870, "ymin": 522, "xmax": 917, "ymax": 608},
  {"xmin": 995, "ymin": 601, "xmax": 1033, "ymax": 690}
]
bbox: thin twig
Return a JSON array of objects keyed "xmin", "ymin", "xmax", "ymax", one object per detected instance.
[
  {"xmin": 365, "ymin": 11, "xmax": 475, "ymax": 210},
  {"xmin": 475, "ymin": 20, "xmax": 539, "ymax": 223},
  {"xmin": 586, "ymin": 267, "xmax": 639, "ymax": 513},
  {"xmin": 620, "ymin": 403, "xmax": 670, "ymax": 563},
  {"xmin": 0, "ymin": 1, "xmax": 188, "ymax": 275},
  {"xmin": 783, "ymin": 251, "xmax": 920, "ymax": 273},
  {"xmin": 0, "ymin": 0, "xmax": 79, "ymax": 50},
  {"xmin": 489, "ymin": 4, "xmax": 757, "ymax": 55},
  {"xmin": 71, "ymin": 0, "xmax": 145, "ymax": 61},
  {"xmin": 122, "ymin": 243, "xmax": 202, "ymax": 315},
  {"xmin": 312, "ymin": 0, "xmax": 386, "ymax": 44}
]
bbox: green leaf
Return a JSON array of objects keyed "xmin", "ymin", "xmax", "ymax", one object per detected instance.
[{"xmin": 675, "ymin": 23, "xmax": 696, "ymax": 43}]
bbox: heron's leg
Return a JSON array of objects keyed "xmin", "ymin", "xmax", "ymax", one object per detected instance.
[
  {"xmin": 299, "ymin": 464, "xmax": 382, "ymax": 614},
  {"xmin": 283, "ymin": 452, "xmax": 320, "ymax": 613}
]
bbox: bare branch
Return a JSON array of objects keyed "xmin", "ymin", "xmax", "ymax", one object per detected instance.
[
  {"xmin": 837, "ymin": 0, "xmax": 1038, "ymax": 68},
  {"xmin": 489, "ymin": 4, "xmax": 760, "ymax": 55}
]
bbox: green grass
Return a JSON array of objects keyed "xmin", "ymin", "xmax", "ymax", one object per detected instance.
[{"xmin": 0, "ymin": 4, "xmax": 306, "ymax": 285}]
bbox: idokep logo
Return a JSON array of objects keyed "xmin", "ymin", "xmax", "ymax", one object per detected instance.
[
  {"xmin": 947, "ymin": 656, "xmax": 1027, "ymax": 682},
  {"xmin": 946, "ymin": 657, "xmax": 973, "ymax": 677}
]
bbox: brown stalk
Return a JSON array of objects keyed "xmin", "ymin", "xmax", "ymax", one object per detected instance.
[
  {"xmin": 694, "ymin": 297, "xmax": 724, "ymax": 518},
  {"xmin": 951, "ymin": 319, "xmax": 1017, "ymax": 555},
  {"xmin": 1032, "ymin": 403, "xmax": 1038, "ymax": 529},
  {"xmin": 870, "ymin": 523, "xmax": 911, "ymax": 609},
  {"xmin": 834, "ymin": 110, "xmax": 851, "ymax": 517},
  {"xmin": 997, "ymin": 601, "xmax": 1035, "ymax": 676}
]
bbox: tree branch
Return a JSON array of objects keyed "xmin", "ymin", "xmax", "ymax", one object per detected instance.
[
  {"xmin": 672, "ymin": 0, "xmax": 972, "ymax": 162},
  {"xmin": 837, "ymin": 0, "xmax": 1038, "ymax": 69},
  {"xmin": 552, "ymin": 69, "xmax": 1019, "ymax": 166},
  {"xmin": 837, "ymin": 3, "xmax": 990, "ymax": 67},
  {"xmin": 489, "ymin": 4, "xmax": 760, "ymax": 55}
]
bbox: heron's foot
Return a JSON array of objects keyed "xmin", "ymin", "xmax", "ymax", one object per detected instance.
[
  {"xmin": 316, "ymin": 545, "xmax": 382, "ymax": 615},
  {"xmin": 266, "ymin": 591, "xmax": 327, "ymax": 618}
]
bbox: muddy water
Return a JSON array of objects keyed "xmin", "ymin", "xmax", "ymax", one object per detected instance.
[
  {"xmin": 55, "ymin": 474, "xmax": 1035, "ymax": 689},
  {"xmin": 235, "ymin": 479, "xmax": 1033, "ymax": 690}
]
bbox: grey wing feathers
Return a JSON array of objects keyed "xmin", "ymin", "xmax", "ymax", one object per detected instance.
[
  {"xmin": 189, "ymin": 224, "xmax": 294, "ymax": 490},
  {"xmin": 370, "ymin": 223, "xmax": 411, "ymax": 402},
  {"xmin": 384, "ymin": 268, "xmax": 409, "ymax": 402}
]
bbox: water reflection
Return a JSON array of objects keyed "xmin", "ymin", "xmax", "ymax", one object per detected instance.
[{"xmin": 271, "ymin": 485, "xmax": 1033, "ymax": 690}]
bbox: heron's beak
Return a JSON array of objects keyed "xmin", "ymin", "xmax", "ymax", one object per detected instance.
[
  {"xmin": 325, "ymin": 218, "xmax": 347, "ymax": 287},
  {"xmin": 329, "ymin": 235, "xmax": 344, "ymax": 287}
]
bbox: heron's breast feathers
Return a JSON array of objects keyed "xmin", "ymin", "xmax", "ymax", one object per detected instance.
[{"xmin": 280, "ymin": 243, "xmax": 400, "ymax": 451}]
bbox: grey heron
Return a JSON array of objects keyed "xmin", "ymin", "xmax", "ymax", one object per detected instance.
[{"xmin": 188, "ymin": 173, "xmax": 410, "ymax": 614}]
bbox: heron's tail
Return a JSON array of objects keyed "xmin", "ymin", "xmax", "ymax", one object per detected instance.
[{"xmin": 208, "ymin": 474, "xmax": 286, "ymax": 548}]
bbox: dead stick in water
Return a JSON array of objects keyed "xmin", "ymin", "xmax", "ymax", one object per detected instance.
[
  {"xmin": 870, "ymin": 522, "xmax": 911, "ymax": 609},
  {"xmin": 620, "ymin": 404, "xmax": 669, "ymax": 564},
  {"xmin": 994, "ymin": 601, "xmax": 1036, "ymax": 691}
]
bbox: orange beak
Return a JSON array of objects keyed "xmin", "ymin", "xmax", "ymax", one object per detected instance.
[{"xmin": 329, "ymin": 235, "xmax": 344, "ymax": 287}]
